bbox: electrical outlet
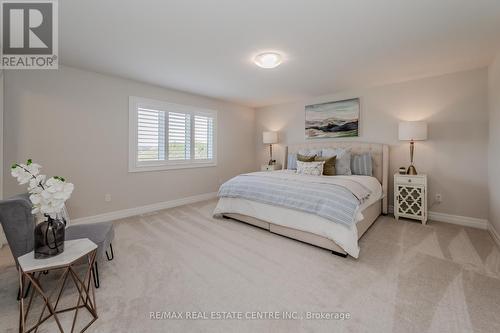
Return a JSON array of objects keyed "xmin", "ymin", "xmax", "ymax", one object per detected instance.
[
  {"xmin": 435, "ymin": 193, "xmax": 442, "ymax": 203},
  {"xmin": 104, "ymin": 194, "xmax": 112, "ymax": 202}
]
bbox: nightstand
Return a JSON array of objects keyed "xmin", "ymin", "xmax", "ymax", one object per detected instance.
[
  {"xmin": 261, "ymin": 164, "xmax": 281, "ymax": 171},
  {"xmin": 394, "ymin": 174, "xmax": 428, "ymax": 224}
]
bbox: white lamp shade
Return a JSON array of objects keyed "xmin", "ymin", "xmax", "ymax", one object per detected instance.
[
  {"xmin": 263, "ymin": 131, "xmax": 278, "ymax": 144},
  {"xmin": 398, "ymin": 121, "xmax": 428, "ymax": 141}
]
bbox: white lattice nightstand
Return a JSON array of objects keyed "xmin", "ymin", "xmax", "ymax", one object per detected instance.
[
  {"xmin": 394, "ymin": 174, "xmax": 428, "ymax": 224},
  {"xmin": 261, "ymin": 164, "xmax": 281, "ymax": 171}
]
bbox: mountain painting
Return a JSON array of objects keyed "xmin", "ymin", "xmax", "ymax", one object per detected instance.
[{"xmin": 305, "ymin": 98, "xmax": 359, "ymax": 138}]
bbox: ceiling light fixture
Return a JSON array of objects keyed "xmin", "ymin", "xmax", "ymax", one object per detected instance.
[{"xmin": 253, "ymin": 52, "xmax": 283, "ymax": 69}]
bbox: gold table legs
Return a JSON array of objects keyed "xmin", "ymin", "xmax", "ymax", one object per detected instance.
[{"xmin": 18, "ymin": 250, "xmax": 98, "ymax": 333}]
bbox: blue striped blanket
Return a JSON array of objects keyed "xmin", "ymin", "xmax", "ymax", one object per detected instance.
[{"xmin": 217, "ymin": 172, "xmax": 372, "ymax": 227}]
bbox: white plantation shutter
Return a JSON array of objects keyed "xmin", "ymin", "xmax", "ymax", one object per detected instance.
[
  {"xmin": 194, "ymin": 115, "xmax": 214, "ymax": 160},
  {"xmin": 168, "ymin": 112, "xmax": 191, "ymax": 160},
  {"xmin": 137, "ymin": 108, "xmax": 165, "ymax": 162},
  {"xmin": 129, "ymin": 97, "xmax": 217, "ymax": 172}
]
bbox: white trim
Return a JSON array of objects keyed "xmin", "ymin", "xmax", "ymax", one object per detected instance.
[
  {"xmin": 128, "ymin": 96, "xmax": 218, "ymax": 173},
  {"xmin": 488, "ymin": 222, "xmax": 500, "ymax": 248},
  {"xmin": 129, "ymin": 161, "xmax": 217, "ymax": 173},
  {"xmin": 72, "ymin": 192, "xmax": 217, "ymax": 225},
  {"xmin": 427, "ymin": 211, "xmax": 487, "ymax": 229},
  {"xmin": 388, "ymin": 205, "xmax": 488, "ymax": 229}
]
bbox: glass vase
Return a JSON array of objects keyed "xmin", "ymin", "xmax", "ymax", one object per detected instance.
[{"xmin": 34, "ymin": 216, "xmax": 65, "ymax": 259}]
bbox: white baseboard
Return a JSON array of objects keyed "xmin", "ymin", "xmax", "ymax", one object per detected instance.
[
  {"xmin": 488, "ymin": 222, "xmax": 500, "ymax": 248},
  {"xmin": 72, "ymin": 192, "xmax": 218, "ymax": 225},
  {"xmin": 388, "ymin": 205, "xmax": 488, "ymax": 230}
]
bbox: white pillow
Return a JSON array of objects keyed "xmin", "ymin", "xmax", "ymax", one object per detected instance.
[
  {"xmin": 296, "ymin": 161, "xmax": 325, "ymax": 176},
  {"xmin": 322, "ymin": 148, "xmax": 352, "ymax": 175}
]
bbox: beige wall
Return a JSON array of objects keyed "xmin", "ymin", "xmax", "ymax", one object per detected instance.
[
  {"xmin": 3, "ymin": 66, "xmax": 256, "ymax": 219},
  {"xmin": 2, "ymin": 65, "xmax": 493, "ymax": 223},
  {"xmin": 489, "ymin": 52, "xmax": 500, "ymax": 233},
  {"xmin": 256, "ymin": 68, "xmax": 489, "ymax": 219},
  {"xmin": 0, "ymin": 71, "xmax": 5, "ymax": 246}
]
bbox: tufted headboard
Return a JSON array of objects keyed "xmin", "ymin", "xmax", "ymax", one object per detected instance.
[{"xmin": 283, "ymin": 142, "xmax": 389, "ymax": 214}]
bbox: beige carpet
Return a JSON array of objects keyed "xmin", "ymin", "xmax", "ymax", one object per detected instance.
[{"xmin": 1, "ymin": 199, "xmax": 500, "ymax": 333}]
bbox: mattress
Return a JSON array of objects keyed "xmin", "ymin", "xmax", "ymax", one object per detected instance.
[{"xmin": 214, "ymin": 173, "xmax": 383, "ymax": 258}]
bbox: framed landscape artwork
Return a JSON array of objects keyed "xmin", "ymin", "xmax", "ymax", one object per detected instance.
[{"xmin": 305, "ymin": 98, "xmax": 360, "ymax": 139}]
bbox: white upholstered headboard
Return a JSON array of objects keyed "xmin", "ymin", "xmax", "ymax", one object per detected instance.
[{"xmin": 283, "ymin": 142, "xmax": 389, "ymax": 214}]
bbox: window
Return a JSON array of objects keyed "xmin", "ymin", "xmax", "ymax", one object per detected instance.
[{"xmin": 129, "ymin": 97, "xmax": 217, "ymax": 172}]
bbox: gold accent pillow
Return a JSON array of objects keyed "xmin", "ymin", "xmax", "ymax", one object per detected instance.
[
  {"xmin": 297, "ymin": 153, "xmax": 316, "ymax": 162},
  {"xmin": 314, "ymin": 156, "xmax": 336, "ymax": 176}
]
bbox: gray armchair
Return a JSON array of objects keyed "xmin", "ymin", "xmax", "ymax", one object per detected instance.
[
  {"xmin": 0, "ymin": 194, "xmax": 115, "ymax": 293},
  {"xmin": 0, "ymin": 193, "xmax": 35, "ymax": 299},
  {"xmin": 0, "ymin": 193, "xmax": 35, "ymax": 267}
]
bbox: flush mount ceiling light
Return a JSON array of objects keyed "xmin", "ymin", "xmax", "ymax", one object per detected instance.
[{"xmin": 253, "ymin": 52, "xmax": 283, "ymax": 69}]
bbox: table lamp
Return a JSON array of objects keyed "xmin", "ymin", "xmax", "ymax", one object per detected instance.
[
  {"xmin": 263, "ymin": 131, "xmax": 278, "ymax": 165},
  {"xmin": 398, "ymin": 121, "xmax": 427, "ymax": 175}
]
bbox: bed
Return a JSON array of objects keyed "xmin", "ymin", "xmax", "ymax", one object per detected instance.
[{"xmin": 213, "ymin": 142, "xmax": 389, "ymax": 258}]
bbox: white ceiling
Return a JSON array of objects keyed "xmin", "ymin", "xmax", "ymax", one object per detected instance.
[{"xmin": 60, "ymin": 0, "xmax": 500, "ymax": 108}]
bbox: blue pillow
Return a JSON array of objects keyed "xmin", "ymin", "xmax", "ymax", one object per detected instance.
[
  {"xmin": 351, "ymin": 153, "xmax": 373, "ymax": 176},
  {"xmin": 287, "ymin": 154, "xmax": 297, "ymax": 170}
]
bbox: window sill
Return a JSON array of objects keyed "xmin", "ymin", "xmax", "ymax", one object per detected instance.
[{"xmin": 128, "ymin": 161, "xmax": 217, "ymax": 173}]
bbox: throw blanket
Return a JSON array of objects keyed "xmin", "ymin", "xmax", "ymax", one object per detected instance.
[{"xmin": 217, "ymin": 171, "xmax": 372, "ymax": 227}]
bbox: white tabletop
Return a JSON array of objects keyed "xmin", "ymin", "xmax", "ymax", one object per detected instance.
[{"xmin": 18, "ymin": 238, "xmax": 97, "ymax": 273}]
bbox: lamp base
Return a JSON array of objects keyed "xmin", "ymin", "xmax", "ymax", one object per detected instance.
[
  {"xmin": 268, "ymin": 144, "xmax": 274, "ymax": 166},
  {"xmin": 407, "ymin": 165, "xmax": 418, "ymax": 175}
]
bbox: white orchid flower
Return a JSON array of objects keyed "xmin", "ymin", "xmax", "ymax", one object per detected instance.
[
  {"xmin": 11, "ymin": 165, "xmax": 32, "ymax": 185},
  {"xmin": 28, "ymin": 175, "xmax": 46, "ymax": 192},
  {"xmin": 29, "ymin": 193, "xmax": 41, "ymax": 205},
  {"xmin": 25, "ymin": 163, "xmax": 41, "ymax": 176},
  {"xmin": 11, "ymin": 159, "xmax": 74, "ymax": 220}
]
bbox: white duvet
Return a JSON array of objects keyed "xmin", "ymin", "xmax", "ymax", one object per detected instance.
[{"xmin": 213, "ymin": 171, "xmax": 382, "ymax": 258}]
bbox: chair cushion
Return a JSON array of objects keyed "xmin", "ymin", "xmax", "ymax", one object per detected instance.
[{"xmin": 66, "ymin": 222, "xmax": 114, "ymax": 259}]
